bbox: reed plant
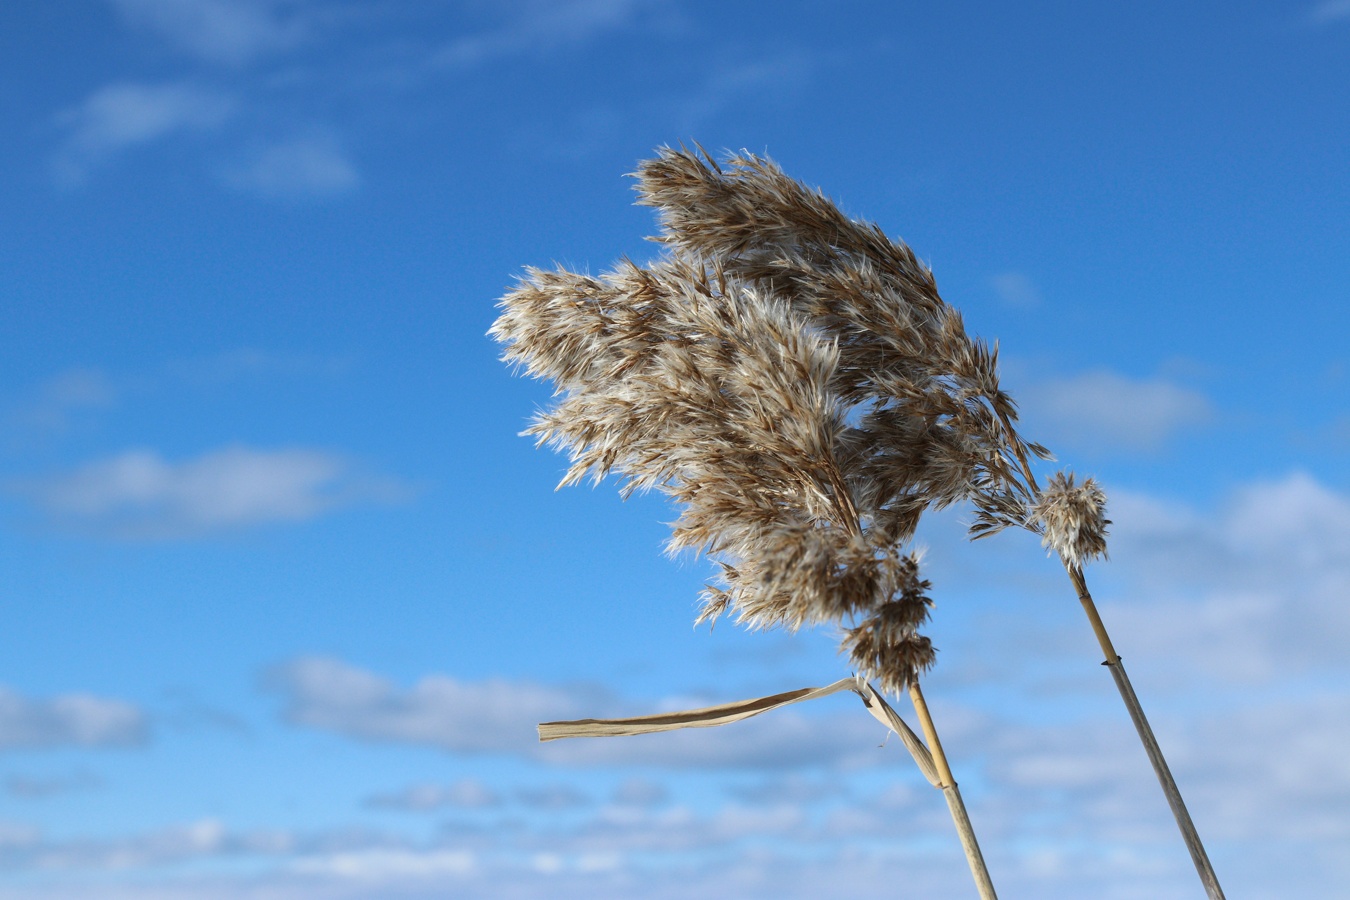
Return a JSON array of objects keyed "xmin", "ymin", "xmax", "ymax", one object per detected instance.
[
  {"xmin": 493, "ymin": 233, "xmax": 997, "ymax": 895},
  {"xmin": 493, "ymin": 146, "xmax": 1221, "ymax": 898}
]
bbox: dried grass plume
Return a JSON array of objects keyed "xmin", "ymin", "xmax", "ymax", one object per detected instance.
[
  {"xmin": 1030, "ymin": 471, "xmax": 1109, "ymax": 568},
  {"xmin": 493, "ymin": 145, "xmax": 1108, "ymax": 692}
]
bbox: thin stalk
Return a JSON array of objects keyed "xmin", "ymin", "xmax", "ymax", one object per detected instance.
[
  {"xmin": 909, "ymin": 681, "xmax": 997, "ymax": 900},
  {"xmin": 1064, "ymin": 564, "xmax": 1225, "ymax": 900},
  {"xmin": 998, "ymin": 406, "xmax": 1224, "ymax": 897}
]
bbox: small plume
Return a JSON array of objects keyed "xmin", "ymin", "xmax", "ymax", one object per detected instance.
[{"xmin": 1031, "ymin": 471, "xmax": 1110, "ymax": 568}]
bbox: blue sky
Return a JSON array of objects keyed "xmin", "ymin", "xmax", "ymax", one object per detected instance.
[{"xmin": 1, "ymin": 1, "xmax": 1348, "ymax": 897}]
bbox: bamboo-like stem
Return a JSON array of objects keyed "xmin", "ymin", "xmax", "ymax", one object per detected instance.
[
  {"xmin": 1064, "ymin": 563, "xmax": 1119, "ymax": 662},
  {"xmin": 909, "ymin": 681, "xmax": 997, "ymax": 900},
  {"xmin": 1064, "ymin": 564, "xmax": 1225, "ymax": 900},
  {"xmin": 1002, "ymin": 401, "xmax": 1223, "ymax": 896}
]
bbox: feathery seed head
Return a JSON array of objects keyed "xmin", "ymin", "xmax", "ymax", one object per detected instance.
[
  {"xmin": 1031, "ymin": 471, "xmax": 1110, "ymax": 568},
  {"xmin": 493, "ymin": 145, "xmax": 1083, "ymax": 695}
]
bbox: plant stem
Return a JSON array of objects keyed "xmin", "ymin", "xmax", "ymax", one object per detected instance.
[
  {"xmin": 998, "ymin": 401, "xmax": 1224, "ymax": 896},
  {"xmin": 1064, "ymin": 564, "xmax": 1225, "ymax": 900},
  {"xmin": 909, "ymin": 681, "xmax": 997, "ymax": 900}
]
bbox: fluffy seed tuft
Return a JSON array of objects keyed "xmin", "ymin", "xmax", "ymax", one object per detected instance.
[
  {"xmin": 494, "ymin": 146, "xmax": 1109, "ymax": 693},
  {"xmin": 1031, "ymin": 471, "xmax": 1110, "ymax": 568}
]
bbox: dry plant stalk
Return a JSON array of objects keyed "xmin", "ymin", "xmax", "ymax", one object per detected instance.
[
  {"xmin": 493, "ymin": 148, "xmax": 1002, "ymax": 896},
  {"xmin": 623, "ymin": 147, "xmax": 1221, "ymax": 897},
  {"xmin": 496, "ymin": 146, "xmax": 1217, "ymax": 898}
]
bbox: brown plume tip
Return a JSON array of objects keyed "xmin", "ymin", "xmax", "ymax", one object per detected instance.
[
  {"xmin": 839, "ymin": 554, "xmax": 936, "ymax": 695},
  {"xmin": 1030, "ymin": 471, "xmax": 1109, "ymax": 568}
]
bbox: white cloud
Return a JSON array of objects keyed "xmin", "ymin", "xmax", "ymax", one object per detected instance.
[
  {"xmin": 365, "ymin": 780, "xmax": 501, "ymax": 812},
  {"xmin": 989, "ymin": 272, "xmax": 1042, "ymax": 308},
  {"xmin": 434, "ymin": 0, "xmax": 673, "ymax": 68},
  {"xmin": 0, "ymin": 687, "xmax": 146, "ymax": 750},
  {"xmin": 1021, "ymin": 369, "xmax": 1212, "ymax": 453},
  {"xmin": 110, "ymin": 0, "xmax": 308, "ymax": 65},
  {"xmin": 0, "ymin": 818, "xmax": 300, "ymax": 875},
  {"xmin": 289, "ymin": 847, "xmax": 476, "ymax": 879},
  {"xmin": 269, "ymin": 657, "xmax": 603, "ymax": 755},
  {"xmin": 1, "ymin": 680, "xmax": 1348, "ymax": 898},
  {"xmin": 222, "ymin": 136, "xmax": 359, "ymax": 199},
  {"xmin": 4, "ymin": 772, "xmax": 102, "ymax": 800},
  {"xmin": 53, "ymin": 82, "xmax": 234, "ymax": 184},
  {"xmin": 612, "ymin": 777, "xmax": 668, "ymax": 807},
  {"xmin": 8, "ymin": 368, "xmax": 118, "ymax": 435},
  {"xmin": 269, "ymin": 657, "xmax": 895, "ymax": 770},
  {"xmin": 1101, "ymin": 472, "xmax": 1350, "ymax": 684},
  {"xmin": 517, "ymin": 784, "xmax": 591, "ymax": 809},
  {"xmin": 1308, "ymin": 0, "xmax": 1350, "ymax": 23},
  {"xmin": 12, "ymin": 446, "xmax": 408, "ymax": 539},
  {"xmin": 727, "ymin": 774, "xmax": 847, "ymax": 806}
]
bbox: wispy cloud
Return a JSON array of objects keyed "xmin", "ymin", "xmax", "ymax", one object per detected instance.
[
  {"xmin": 612, "ymin": 777, "xmax": 668, "ymax": 807},
  {"xmin": 1307, "ymin": 0, "xmax": 1350, "ymax": 24},
  {"xmin": 288, "ymin": 846, "xmax": 477, "ymax": 880},
  {"xmin": 0, "ymin": 687, "xmax": 146, "ymax": 750},
  {"xmin": 53, "ymin": 81, "xmax": 234, "ymax": 184},
  {"xmin": 1104, "ymin": 472, "xmax": 1350, "ymax": 684},
  {"xmin": 7, "ymin": 368, "xmax": 118, "ymax": 436},
  {"xmin": 364, "ymin": 780, "xmax": 501, "ymax": 812},
  {"xmin": 221, "ymin": 135, "xmax": 359, "ymax": 198},
  {"xmin": 5, "ymin": 772, "xmax": 103, "ymax": 800},
  {"xmin": 538, "ymin": 50, "xmax": 812, "ymax": 160},
  {"xmin": 517, "ymin": 784, "xmax": 591, "ymax": 810},
  {"xmin": 109, "ymin": 0, "xmax": 310, "ymax": 66},
  {"xmin": 267, "ymin": 657, "xmax": 590, "ymax": 754},
  {"xmin": 989, "ymin": 271, "xmax": 1042, "ymax": 309},
  {"xmin": 11, "ymin": 446, "xmax": 409, "ymax": 539},
  {"xmin": 0, "ymin": 817, "xmax": 296, "ymax": 874},
  {"xmin": 1020, "ymin": 369, "xmax": 1213, "ymax": 454},
  {"xmin": 165, "ymin": 348, "xmax": 353, "ymax": 384},
  {"xmin": 268, "ymin": 657, "xmax": 899, "ymax": 770},
  {"xmin": 671, "ymin": 52, "xmax": 812, "ymax": 132},
  {"xmin": 1, "ymin": 676, "xmax": 1348, "ymax": 896},
  {"xmin": 433, "ymin": 0, "xmax": 675, "ymax": 68}
]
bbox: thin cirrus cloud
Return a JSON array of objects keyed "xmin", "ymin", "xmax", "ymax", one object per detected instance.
[
  {"xmin": 989, "ymin": 271, "xmax": 1043, "ymax": 309},
  {"xmin": 8, "ymin": 368, "xmax": 119, "ymax": 435},
  {"xmin": 268, "ymin": 656, "xmax": 892, "ymax": 770},
  {"xmin": 53, "ymin": 81, "xmax": 235, "ymax": 184},
  {"xmin": 12, "ymin": 445, "xmax": 410, "ymax": 539},
  {"xmin": 365, "ymin": 779, "xmax": 502, "ymax": 812},
  {"xmin": 5, "ymin": 772, "xmax": 103, "ymax": 800},
  {"xmin": 1307, "ymin": 0, "xmax": 1350, "ymax": 23},
  {"xmin": 0, "ymin": 686, "xmax": 147, "ymax": 751},
  {"xmin": 220, "ymin": 136, "xmax": 360, "ymax": 199},
  {"xmin": 109, "ymin": 0, "xmax": 309, "ymax": 66},
  {"xmin": 433, "ymin": 0, "xmax": 673, "ymax": 68},
  {"xmin": 1019, "ymin": 368, "xmax": 1213, "ymax": 454}
]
